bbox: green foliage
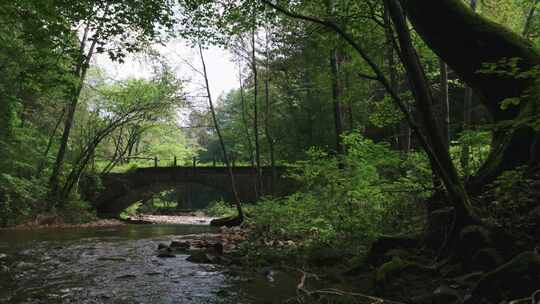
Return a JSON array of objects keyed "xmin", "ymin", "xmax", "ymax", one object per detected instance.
[
  {"xmin": 369, "ymin": 96, "xmax": 406, "ymax": 128},
  {"xmin": 0, "ymin": 174, "xmax": 48, "ymax": 226},
  {"xmin": 59, "ymin": 199, "xmax": 97, "ymax": 224},
  {"xmin": 484, "ymin": 167, "xmax": 540, "ymax": 229},
  {"xmin": 451, "ymin": 130, "xmax": 492, "ymax": 177},
  {"xmin": 120, "ymin": 202, "xmax": 142, "ymax": 219},
  {"xmin": 247, "ymin": 133, "xmax": 429, "ymax": 255},
  {"xmin": 204, "ymin": 200, "xmax": 238, "ymax": 217}
]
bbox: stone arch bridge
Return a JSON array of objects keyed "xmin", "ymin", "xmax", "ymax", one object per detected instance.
[{"xmin": 93, "ymin": 166, "xmax": 295, "ymax": 217}]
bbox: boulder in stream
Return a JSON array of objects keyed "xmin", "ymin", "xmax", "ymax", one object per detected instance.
[
  {"xmin": 186, "ymin": 251, "xmax": 214, "ymax": 263},
  {"xmin": 157, "ymin": 247, "xmax": 176, "ymax": 258},
  {"xmin": 170, "ymin": 241, "xmax": 190, "ymax": 251}
]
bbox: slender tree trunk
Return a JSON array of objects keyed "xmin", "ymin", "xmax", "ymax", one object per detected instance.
[
  {"xmin": 384, "ymin": 6, "xmax": 410, "ymax": 152},
  {"xmin": 344, "ymin": 70, "xmax": 355, "ymax": 131},
  {"xmin": 328, "ymin": 0, "xmax": 345, "ymax": 163},
  {"xmin": 523, "ymin": 0, "xmax": 538, "ymax": 37},
  {"xmin": 251, "ymin": 25, "xmax": 263, "ymax": 196},
  {"xmin": 386, "ymin": 0, "xmax": 477, "ymax": 224},
  {"xmin": 461, "ymin": 0, "xmax": 477, "ymax": 180},
  {"xmin": 330, "ymin": 48, "xmax": 345, "ymax": 164},
  {"xmin": 263, "ymin": 26, "xmax": 276, "ymax": 195},
  {"xmin": 199, "ymin": 45, "xmax": 244, "ymax": 220},
  {"xmin": 48, "ymin": 66, "xmax": 89, "ymax": 201},
  {"xmin": 36, "ymin": 108, "xmax": 65, "ymax": 177},
  {"xmin": 238, "ymin": 63, "xmax": 255, "ymax": 167},
  {"xmin": 439, "ymin": 58, "xmax": 450, "ymax": 150},
  {"xmin": 461, "ymin": 86, "xmax": 473, "ymax": 178},
  {"xmin": 48, "ymin": 27, "xmax": 99, "ymax": 205}
]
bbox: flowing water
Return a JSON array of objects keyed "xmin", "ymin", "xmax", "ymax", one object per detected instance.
[{"xmin": 0, "ymin": 224, "xmax": 299, "ymax": 304}]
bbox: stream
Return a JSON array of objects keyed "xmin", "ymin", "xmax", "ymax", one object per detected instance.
[{"xmin": 0, "ymin": 223, "xmax": 299, "ymax": 303}]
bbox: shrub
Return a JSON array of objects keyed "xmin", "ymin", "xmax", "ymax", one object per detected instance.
[{"xmin": 247, "ymin": 133, "xmax": 429, "ymax": 255}]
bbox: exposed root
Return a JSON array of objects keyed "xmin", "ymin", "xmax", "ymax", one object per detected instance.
[
  {"xmin": 508, "ymin": 289, "xmax": 540, "ymax": 304},
  {"xmin": 285, "ymin": 268, "xmax": 405, "ymax": 304}
]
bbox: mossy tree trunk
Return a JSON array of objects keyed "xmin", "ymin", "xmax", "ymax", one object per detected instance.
[{"xmin": 400, "ymin": 0, "xmax": 540, "ymax": 190}]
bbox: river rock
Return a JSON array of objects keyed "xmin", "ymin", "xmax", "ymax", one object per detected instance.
[
  {"xmin": 157, "ymin": 243, "xmax": 169, "ymax": 250},
  {"xmin": 0, "ymin": 253, "xmax": 7, "ymax": 260},
  {"xmin": 210, "ymin": 216, "xmax": 242, "ymax": 227},
  {"xmin": 15, "ymin": 261, "xmax": 35, "ymax": 269},
  {"xmin": 170, "ymin": 241, "xmax": 190, "ymax": 251},
  {"xmin": 115, "ymin": 274, "xmax": 137, "ymax": 280},
  {"xmin": 157, "ymin": 247, "xmax": 175, "ymax": 258},
  {"xmin": 186, "ymin": 251, "xmax": 214, "ymax": 264},
  {"xmin": 210, "ymin": 242, "xmax": 224, "ymax": 255}
]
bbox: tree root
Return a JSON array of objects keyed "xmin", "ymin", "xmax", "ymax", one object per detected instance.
[
  {"xmin": 285, "ymin": 268, "xmax": 405, "ymax": 304},
  {"xmin": 508, "ymin": 289, "xmax": 540, "ymax": 304}
]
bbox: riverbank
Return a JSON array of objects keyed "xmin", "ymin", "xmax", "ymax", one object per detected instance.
[
  {"xmin": 1, "ymin": 213, "xmax": 216, "ymax": 230},
  {"xmin": 1, "ymin": 218, "xmax": 126, "ymax": 230},
  {"xmin": 129, "ymin": 213, "xmax": 215, "ymax": 225}
]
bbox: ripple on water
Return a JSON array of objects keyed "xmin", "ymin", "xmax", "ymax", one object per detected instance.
[{"xmin": 0, "ymin": 224, "xmax": 301, "ymax": 304}]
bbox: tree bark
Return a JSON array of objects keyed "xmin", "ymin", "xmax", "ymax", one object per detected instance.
[
  {"xmin": 384, "ymin": 6, "xmax": 410, "ymax": 152},
  {"xmin": 386, "ymin": 0, "xmax": 477, "ymax": 223},
  {"xmin": 330, "ymin": 47, "xmax": 346, "ymax": 163},
  {"xmin": 461, "ymin": 86, "xmax": 473, "ymax": 178},
  {"xmin": 36, "ymin": 108, "xmax": 65, "ymax": 177},
  {"xmin": 461, "ymin": 0, "xmax": 477, "ymax": 180},
  {"xmin": 251, "ymin": 25, "xmax": 263, "ymax": 197},
  {"xmin": 439, "ymin": 58, "xmax": 450, "ymax": 150},
  {"xmin": 264, "ymin": 26, "xmax": 277, "ymax": 195},
  {"xmin": 48, "ymin": 24, "xmax": 98, "ymax": 205},
  {"xmin": 399, "ymin": 0, "xmax": 540, "ymax": 189},
  {"xmin": 238, "ymin": 63, "xmax": 255, "ymax": 167},
  {"xmin": 199, "ymin": 45, "xmax": 244, "ymax": 221},
  {"xmin": 523, "ymin": 0, "xmax": 538, "ymax": 37},
  {"xmin": 328, "ymin": 0, "xmax": 346, "ymax": 163}
]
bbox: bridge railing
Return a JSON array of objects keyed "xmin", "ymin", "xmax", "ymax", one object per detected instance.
[{"xmin": 99, "ymin": 156, "xmax": 250, "ymax": 169}]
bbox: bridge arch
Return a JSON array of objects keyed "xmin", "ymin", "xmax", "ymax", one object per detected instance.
[{"xmin": 93, "ymin": 166, "xmax": 294, "ymax": 217}]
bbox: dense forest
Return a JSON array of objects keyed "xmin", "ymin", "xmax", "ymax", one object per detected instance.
[{"xmin": 1, "ymin": 0, "xmax": 540, "ymax": 303}]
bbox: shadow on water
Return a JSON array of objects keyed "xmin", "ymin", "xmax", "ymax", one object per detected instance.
[{"xmin": 0, "ymin": 224, "xmax": 300, "ymax": 304}]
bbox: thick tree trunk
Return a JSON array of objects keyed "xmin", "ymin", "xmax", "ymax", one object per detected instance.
[{"xmin": 400, "ymin": 0, "xmax": 540, "ymax": 189}]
